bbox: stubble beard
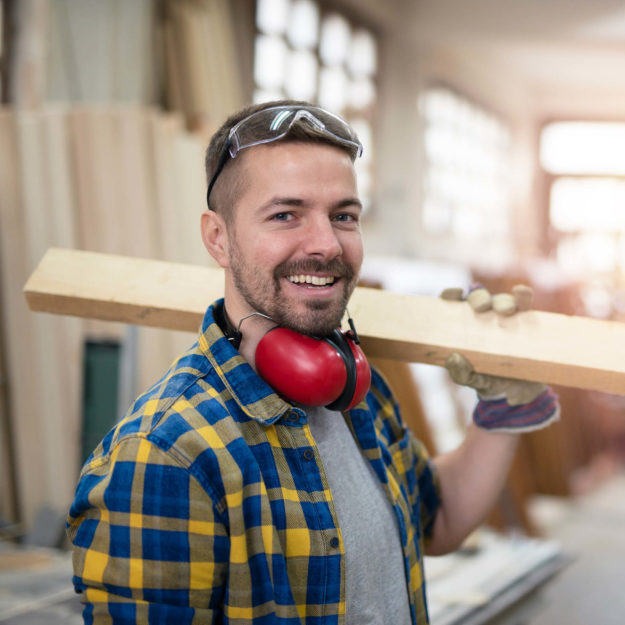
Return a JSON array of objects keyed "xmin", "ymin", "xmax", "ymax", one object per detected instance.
[{"xmin": 229, "ymin": 249, "xmax": 357, "ymax": 336}]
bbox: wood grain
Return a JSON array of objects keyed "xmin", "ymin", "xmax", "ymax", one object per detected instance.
[{"xmin": 24, "ymin": 247, "xmax": 625, "ymax": 395}]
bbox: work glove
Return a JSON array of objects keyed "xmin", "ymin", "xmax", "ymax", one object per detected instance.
[{"xmin": 440, "ymin": 285, "xmax": 560, "ymax": 433}]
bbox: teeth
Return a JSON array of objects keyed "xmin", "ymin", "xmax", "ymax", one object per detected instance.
[{"xmin": 288, "ymin": 275, "xmax": 335, "ymax": 286}]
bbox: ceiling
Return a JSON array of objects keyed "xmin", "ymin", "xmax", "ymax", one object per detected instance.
[
  {"xmin": 409, "ymin": 0, "xmax": 625, "ymax": 45},
  {"xmin": 341, "ymin": 0, "xmax": 625, "ymax": 116},
  {"xmin": 409, "ymin": 0, "xmax": 625, "ymax": 112}
]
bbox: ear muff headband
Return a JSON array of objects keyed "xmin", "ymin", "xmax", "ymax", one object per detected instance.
[{"xmin": 324, "ymin": 330, "xmax": 357, "ymax": 411}]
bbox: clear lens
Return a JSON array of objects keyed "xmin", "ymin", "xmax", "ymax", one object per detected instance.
[{"xmin": 227, "ymin": 105, "xmax": 363, "ymax": 158}]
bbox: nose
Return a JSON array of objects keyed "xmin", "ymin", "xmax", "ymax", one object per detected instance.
[{"xmin": 302, "ymin": 215, "xmax": 342, "ymax": 259}]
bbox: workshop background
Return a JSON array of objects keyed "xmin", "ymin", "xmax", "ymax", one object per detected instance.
[{"xmin": 2, "ymin": 1, "xmax": 625, "ymax": 623}]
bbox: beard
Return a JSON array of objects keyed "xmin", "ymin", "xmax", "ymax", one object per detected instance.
[{"xmin": 229, "ymin": 247, "xmax": 358, "ymax": 336}]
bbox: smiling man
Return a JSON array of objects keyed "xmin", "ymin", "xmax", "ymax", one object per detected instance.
[{"xmin": 67, "ymin": 101, "xmax": 560, "ymax": 625}]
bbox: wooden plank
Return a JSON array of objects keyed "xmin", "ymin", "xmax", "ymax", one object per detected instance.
[
  {"xmin": 25, "ymin": 248, "xmax": 218, "ymax": 332},
  {"xmin": 149, "ymin": 111, "xmax": 212, "ymax": 360},
  {"xmin": 24, "ymin": 247, "xmax": 625, "ymax": 396},
  {"xmin": 0, "ymin": 110, "xmax": 85, "ymax": 529},
  {"xmin": 38, "ymin": 108, "xmax": 83, "ymax": 509},
  {"xmin": 0, "ymin": 111, "xmax": 49, "ymax": 527},
  {"xmin": 0, "ymin": 111, "xmax": 26, "ymax": 523},
  {"xmin": 114, "ymin": 107, "xmax": 177, "ymax": 391},
  {"xmin": 18, "ymin": 110, "xmax": 84, "ymax": 521}
]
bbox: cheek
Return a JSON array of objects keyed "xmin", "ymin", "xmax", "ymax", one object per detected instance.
[
  {"xmin": 251, "ymin": 232, "xmax": 298, "ymax": 265},
  {"xmin": 342, "ymin": 233, "xmax": 364, "ymax": 268}
]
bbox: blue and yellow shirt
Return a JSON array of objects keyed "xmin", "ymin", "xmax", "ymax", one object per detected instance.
[{"xmin": 67, "ymin": 300, "xmax": 441, "ymax": 624}]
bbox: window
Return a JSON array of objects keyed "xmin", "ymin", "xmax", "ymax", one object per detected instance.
[
  {"xmin": 419, "ymin": 86, "xmax": 512, "ymax": 265},
  {"xmin": 541, "ymin": 122, "xmax": 625, "ymax": 176},
  {"xmin": 254, "ymin": 0, "xmax": 377, "ymax": 209},
  {"xmin": 541, "ymin": 121, "xmax": 625, "ymax": 318}
]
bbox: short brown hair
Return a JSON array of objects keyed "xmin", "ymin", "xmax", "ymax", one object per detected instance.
[{"xmin": 204, "ymin": 99, "xmax": 360, "ymax": 219}]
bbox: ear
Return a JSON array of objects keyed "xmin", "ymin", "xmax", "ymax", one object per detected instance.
[{"xmin": 201, "ymin": 210, "xmax": 230, "ymax": 268}]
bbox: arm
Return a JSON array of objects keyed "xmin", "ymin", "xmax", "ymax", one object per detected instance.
[
  {"xmin": 425, "ymin": 426, "xmax": 518, "ymax": 555},
  {"xmin": 425, "ymin": 285, "xmax": 560, "ymax": 555}
]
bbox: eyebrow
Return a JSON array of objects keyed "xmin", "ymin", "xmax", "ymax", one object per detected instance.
[
  {"xmin": 263, "ymin": 197, "xmax": 306, "ymax": 209},
  {"xmin": 335, "ymin": 197, "xmax": 363, "ymax": 211},
  {"xmin": 260, "ymin": 196, "xmax": 363, "ymax": 212}
]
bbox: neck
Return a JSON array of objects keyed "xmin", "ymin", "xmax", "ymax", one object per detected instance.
[
  {"xmin": 238, "ymin": 312, "xmax": 276, "ymax": 371},
  {"xmin": 221, "ymin": 300, "xmax": 276, "ymax": 372}
]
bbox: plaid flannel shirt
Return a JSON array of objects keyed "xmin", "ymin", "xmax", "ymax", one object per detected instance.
[{"xmin": 67, "ymin": 300, "xmax": 441, "ymax": 624}]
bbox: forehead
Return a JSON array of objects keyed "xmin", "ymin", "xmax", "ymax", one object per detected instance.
[{"xmin": 238, "ymin": 141, "xmax": 358, "ymax": 190}]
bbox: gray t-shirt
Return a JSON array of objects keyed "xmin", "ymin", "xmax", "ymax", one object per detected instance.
[{"xmin": 306, "ymin": 406, "xmax": 412, "ymax": 624}]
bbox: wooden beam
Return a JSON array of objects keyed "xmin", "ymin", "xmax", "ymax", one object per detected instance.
[{"xmin": 24, "ymin": 247, "xmax": 625, "ymax": 395}]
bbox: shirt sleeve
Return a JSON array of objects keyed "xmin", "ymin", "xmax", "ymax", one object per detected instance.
[{"xmin": 66, "ymin": 433, "xmax": 228, "ymax": 624}]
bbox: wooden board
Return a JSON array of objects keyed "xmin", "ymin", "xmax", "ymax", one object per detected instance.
[
  {"xmin": 24, "ymin": 247, "xmax": 625, "ymax": 396},
  {"xmin": 1, "ymin": 111, "xmax": 86, "ymax": 527}
]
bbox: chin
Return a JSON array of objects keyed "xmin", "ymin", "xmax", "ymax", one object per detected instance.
[{"xmin": 278, "ymin": 306, "xmax": 344, "ymax": 337}]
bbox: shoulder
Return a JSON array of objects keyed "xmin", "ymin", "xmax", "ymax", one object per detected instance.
[{"xmin": 83, "ymin": 340, "xmax": 233, "ymax": 470}]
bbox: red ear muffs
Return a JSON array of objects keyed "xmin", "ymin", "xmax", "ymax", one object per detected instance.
[{"xmin": 255, "ymin": 327, "xmax": 371, "ymax": 411}]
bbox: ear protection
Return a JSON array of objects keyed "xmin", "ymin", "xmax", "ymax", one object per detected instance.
[{"xmin": 255, "ymin": 326, "xmax": 371, "ymax": 411}]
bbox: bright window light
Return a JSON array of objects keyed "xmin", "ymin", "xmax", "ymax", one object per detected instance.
[
  {"xmin": 253, "ymin": 1, "xmax": 377, "ymax": 211},
  {"xmin": 348, "ymin": 77, "xmax": 375, "ymax": 110},
  {"xmin": 256, "ymin": 0, "xmax": 290, "ymax": 35},
  {"xmin": 557, "ymin": 234, "xmax": 618, "ymax": 275},
  {"xmin": 347, "ymin": 30, "xmax": 377, "ymax": 77},
  {"xmin": 318, "ymin": 66, "xmax": 347, "ymax": 112},
  {"xmin": 420, "ymin": 86, "xmax": 511, "ymax": 254},
  {"xmin": 285, "ymin": 50, "xmax": 318, "ymax": 100},
  {"xmin": 287, "ymin": 0, "xmax": 319, "ymax": 49},
  {"xmin": 253, "ymin": 88, "xmax": 283, "ymax": 104},
  {"xmin": 319, "ymin": 14, "xmax": 350, "ymax": 67},
  {"xmin": 541, "ymin": 122, "xmax": 625, "ymax": 175},
  {"xmin": 254, "ymin": 35, "xmax": 287, "ymax": 90},
  {"xmin": 550, "ymin": 178, "xmax": 625, "ymax": 232}
]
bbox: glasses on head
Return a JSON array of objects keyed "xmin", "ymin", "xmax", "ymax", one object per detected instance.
[{"xmin": 206, "ymin": 105, "xmax": 363, "ymax": 209}]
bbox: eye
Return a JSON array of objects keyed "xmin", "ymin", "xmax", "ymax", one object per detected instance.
[
  {"xmin": 271, "ymin": 212, "xmax": 293, "ymax": 222},
  {"xmin": 333, "ymin": 212, "xmax": 360, "ymax": 224}
]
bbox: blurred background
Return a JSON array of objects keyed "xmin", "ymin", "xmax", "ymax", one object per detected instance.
[{"xmin": 2, "ymin": 0, "xmax": 625, "ymax": 621}]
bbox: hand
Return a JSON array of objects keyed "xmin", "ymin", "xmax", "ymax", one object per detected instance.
[
  {"xmin": 440, "ymin": 283, "xmax": 533, "ymax": 316},
  {"xmin": 445, "ymin": 351, "xmax": 548, "ymax": 405},
  {"xmin": 440, "ymin": 285, "xmax": 560, "ymax": 432}
]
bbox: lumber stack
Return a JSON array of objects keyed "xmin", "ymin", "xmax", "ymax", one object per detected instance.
[
  {"xmin": 0, "ymin": 0, "xmax": 247, "ymax": 529},
  {"xmin": 0, "ymin": 106, "xmax": 213, "ymax": 526},
  {"xmin": 159, "ymin": 0, "xmax": 248, "ymax": 131}
]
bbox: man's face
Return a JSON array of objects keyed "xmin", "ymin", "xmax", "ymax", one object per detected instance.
[{"xmin": 223, "ymin": 141, "xmax": 363, "ymax": 336}]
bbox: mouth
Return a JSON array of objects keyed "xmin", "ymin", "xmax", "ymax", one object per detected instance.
[{"xmin": 286, "ymin": 274, "xmax": 337, "ymax": 287}]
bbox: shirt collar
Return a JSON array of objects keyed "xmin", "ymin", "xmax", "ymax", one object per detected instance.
[{"xmin": 198, "ymin": 300, "xmax": 294, "ymax": 425}]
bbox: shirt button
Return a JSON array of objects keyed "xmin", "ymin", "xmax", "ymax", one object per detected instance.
[
  {"xmin": 330, "ymin": 536, "xmax": 340, "ymax": 549},
  {"xmin": 302, "ymin": 449, "xmax": 314, "ymax": 461}
]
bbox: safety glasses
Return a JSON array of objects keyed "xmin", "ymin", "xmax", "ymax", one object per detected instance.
[{"xmin": 206, "ymin": 105, "xmax": 363, "ymax": 209}]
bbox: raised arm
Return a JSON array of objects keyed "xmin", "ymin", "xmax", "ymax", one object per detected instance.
[{"xmin": 425, "ymin": 286, "xmax": 559, "ymax": 555}]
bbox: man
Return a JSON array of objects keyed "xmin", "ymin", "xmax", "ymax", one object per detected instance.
[{"xmin": 68, "ymin": 100, "xmax": 559, "ymax": 624}]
